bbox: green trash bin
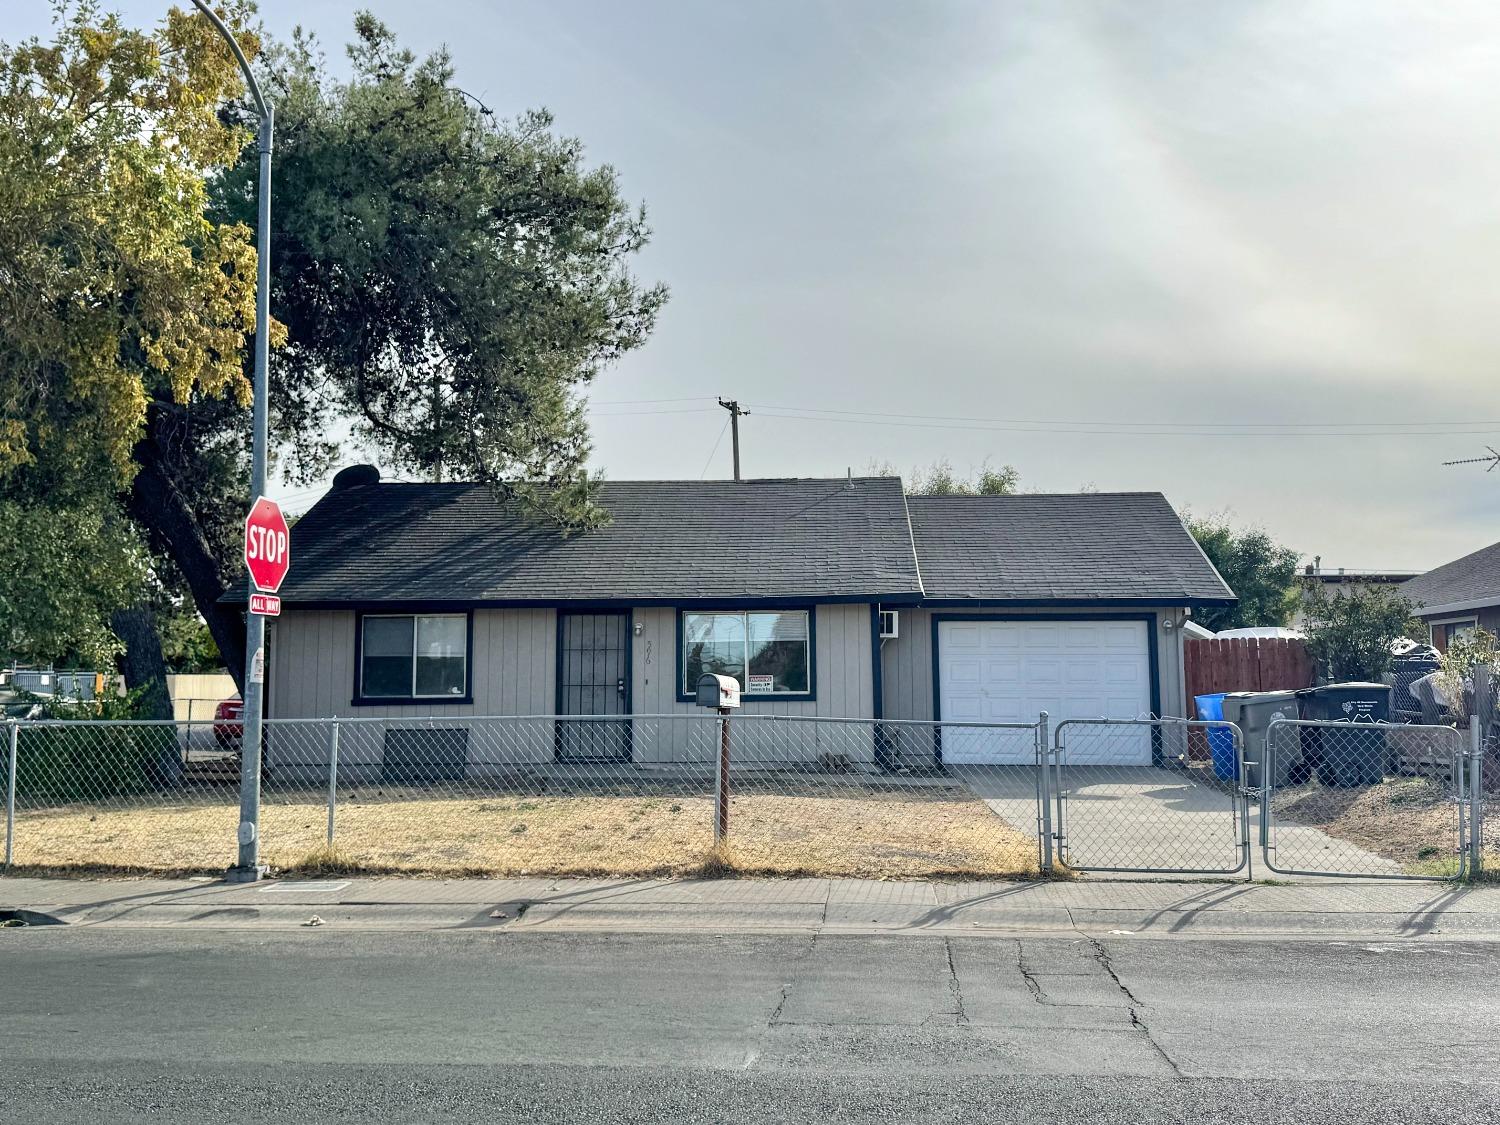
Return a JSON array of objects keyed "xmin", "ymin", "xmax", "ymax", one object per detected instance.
[{"xmin": 1299, "ymin": 683, "xmax": 1391, "ymax": 787}]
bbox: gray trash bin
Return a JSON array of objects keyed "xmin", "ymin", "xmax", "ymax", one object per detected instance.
[{"xmin": 1222, "ymin": 690, "xmax": 1303, "ymax": 790}]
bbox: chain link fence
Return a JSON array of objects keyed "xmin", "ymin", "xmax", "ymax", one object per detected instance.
[
  {"xmin": 1263, "ymin": 719, "xmax": 1469, "ymax": 878},
  {"xmin": 1053, "ymin": 718, "xmax": 1251, "ymax": 874},
  {"xmin": 1, "ymin": 713, "xmax": 1484, "ymax": 880},
  {"xmin": 1, "ymin": 714, "xmax": 1046, "ymax": 879}
]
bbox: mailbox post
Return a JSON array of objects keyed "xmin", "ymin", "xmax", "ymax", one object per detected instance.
[{"xmin": 697, "ymin": 674, "xmax": 740, "ymax": 843}]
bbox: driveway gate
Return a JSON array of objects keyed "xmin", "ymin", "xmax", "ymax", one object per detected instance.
[
  {"xmin": 1260, "ymin": 718, "xmax": 1470, "ymax": 880},
  {"xmin": 1051, "ymin": 718, "xmax": 1251, "ymax": 875}
]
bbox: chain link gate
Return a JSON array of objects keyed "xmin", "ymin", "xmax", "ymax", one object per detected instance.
[
  {"xmin": 1050, "ymin": 718, "xmax": 1251, "ymax": 876},
  {"xmin": 1260, "ymin": 718, "xmax": 1470, "ymax": 880}
]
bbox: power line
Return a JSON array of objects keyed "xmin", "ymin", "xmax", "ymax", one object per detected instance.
[
  {"xmin": 742, "ymin": 402, "xmax": 1500, "ymax": 431},
  {"xmin": 744, "ymin": 407, "xmax": 1500, "ymax": 439},
  {"xmin": 699, "ymin": 417, "xmax": 731, "ymax": 480}
]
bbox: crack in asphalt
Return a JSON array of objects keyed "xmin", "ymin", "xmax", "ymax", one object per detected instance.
[
  {"xmin": 767, "ymin": 931, "xmax": 818, "ymax": 1027},
  {"xmin": 943, "ymin": 938, "xmax": 969, "ymax": 1025},
  {"xmin": 1015, "ymin": 941, "xmax": 1046, "ymax": 1003},
  {"xmin": 1086, "ymin": 935, "xmax": 1183, "ymax": 1079}
]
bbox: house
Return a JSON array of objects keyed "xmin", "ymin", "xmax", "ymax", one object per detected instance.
[
  {"xmin": 1290, "ymin": 564, "xmax": 1419, "ymax": 630},
  {"xmin": 1401, "ymin": 540, "xmax": 1500, "ymax": 651},
  {"xmin": 259, "ymin": 470, "xmax": 1234, "ymax": 771}
]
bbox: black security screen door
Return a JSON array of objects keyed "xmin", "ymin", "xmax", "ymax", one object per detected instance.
[{"xmin": 556, "ymin": 612, "xmax": 631, "ymax": 761}]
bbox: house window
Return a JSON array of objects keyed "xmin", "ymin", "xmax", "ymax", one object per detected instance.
[
  {"xmin": 1431, "ymin": 618, "xmax": 1478, "ymax": 653},
  {"xmin": 359, "ymin": 614, "xmax": 468, "ymax": 699},
  {"xmin": 681, "ymin": 610, "xmax": 811, "ymax": 696}
]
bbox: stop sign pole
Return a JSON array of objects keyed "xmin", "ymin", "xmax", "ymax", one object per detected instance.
[
  {"xmin": 190, "ymin": 0, "xmax": 273, "ymax": 885},
  {"xmin": 230, "ymin": 498, "xmax": 289, "ymax": 882}
]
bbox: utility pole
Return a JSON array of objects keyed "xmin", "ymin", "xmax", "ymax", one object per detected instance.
[
  {"xmin": 717, "ymin": 398, "xmax": 749, "ymax": 481},
  {"xmin": 193, "ymin": 0, "xmax": 273, "ymax": 882}
]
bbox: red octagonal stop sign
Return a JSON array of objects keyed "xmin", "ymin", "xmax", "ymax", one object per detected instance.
[{"xmin": 244, "ymin": 496, "xmax": 291, "ymax": 593}]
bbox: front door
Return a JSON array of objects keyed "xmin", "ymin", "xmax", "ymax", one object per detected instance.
[{"xmin": 556, "ymin": 612, "xmax": 631, "ymax": 761}]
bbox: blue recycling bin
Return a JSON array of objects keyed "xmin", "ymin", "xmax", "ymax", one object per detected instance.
[{"xmin": 1195, "ymin": 692, "xmax": 1237, "ymax": 781}]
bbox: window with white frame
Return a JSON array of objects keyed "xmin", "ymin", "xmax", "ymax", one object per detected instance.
[
  {"xmin": 681, "ymin": 610, "xmax": 810, "ymax": 696},
  {"xmin": 360, "ymin": 614, "xmax": 468, "ymax": 698}
]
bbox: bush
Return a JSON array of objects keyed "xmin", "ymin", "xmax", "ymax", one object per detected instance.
[
  {"xmin": 9, "ymin": 689, "xmax": 179, "ymax": 805},
  {"xmin": 1302, "ymin": 585, "xmax": 1423, "ymax": 683}
]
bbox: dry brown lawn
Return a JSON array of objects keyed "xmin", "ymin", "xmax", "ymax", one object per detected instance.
[
  {"xmin": 1273, "ymin": 776, "xmax": 1464, "ymax": 874},
  {"xmin": 11, "ymin": 784, "xmax": 1038, "ymax": 879}
]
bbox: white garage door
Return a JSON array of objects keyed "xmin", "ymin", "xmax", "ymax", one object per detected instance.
[{"xmin": 937, "ymin": 619, "xmax": 1153, "ymax": 765}]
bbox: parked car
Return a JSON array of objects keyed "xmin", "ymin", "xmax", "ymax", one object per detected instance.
[{"xmin": 214, "ymin": 697, "xmax": 243, "ymax": 750}]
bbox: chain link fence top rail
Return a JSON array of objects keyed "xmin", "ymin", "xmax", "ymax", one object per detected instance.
[
  {"xmin": 2, "ymin": 714, "xmax": 1048, "ymax": 879},
  {"xmin": 1263, "ymin": 719, "xmax": 1468, "ymax": 879},
  {"xmin": 1052, "ymin": 719, "xmax": 1250, "ymax": 875}
]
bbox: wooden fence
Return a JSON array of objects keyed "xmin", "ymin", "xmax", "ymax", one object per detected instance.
[{"xmin": 1184, "ymin": 637, "xmax": 1315, "ymax": 758}]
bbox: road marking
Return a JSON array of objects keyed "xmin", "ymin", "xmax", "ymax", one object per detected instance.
[{"xmin": 257, "ymin": 881, "xmax": 350, "ymax": 894}]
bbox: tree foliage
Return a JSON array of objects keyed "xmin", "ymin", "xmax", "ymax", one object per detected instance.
[
  {"xmin": 1184, "ymin": 516, "xmax": 1300, "ymax": 632},
  {"xmin": 1301, "ymin": 584, "xmax": 1422, "ymax": 683},
  {"xmin": 0, "ymin": 5, "xmax": 664, "ymax": 691},
  {"xmin": 0, "ymin": 500, "xmax": 144, "ymax": 665},
  {"xmin": 872, "ymin": 459, "xmax": 1020, "ymax": 496},
  {"xmin": 0, "ymin": 1, "xmax": 270, "ymax": 497},
  {"xmin": 214, "ymin": 14, "xmax": 667, "ymax": 524}
]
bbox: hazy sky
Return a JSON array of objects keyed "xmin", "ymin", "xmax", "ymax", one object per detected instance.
[{"xmin": 14, "ymin": 1, "xmax": 1500, "ymax": 570}]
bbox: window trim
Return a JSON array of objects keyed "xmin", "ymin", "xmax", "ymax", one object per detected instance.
[
  {"xmin": 352, "ymin": 611, "xmax": 474, "ymax": 706},
  {"xmin": 675, "ymin": 607, "xmax": 817, "ymax": 703}
]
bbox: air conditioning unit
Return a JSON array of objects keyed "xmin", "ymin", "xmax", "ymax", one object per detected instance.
[{"xmin": 878, "ymin": 609, "xmax": 900, "ymax": 639}]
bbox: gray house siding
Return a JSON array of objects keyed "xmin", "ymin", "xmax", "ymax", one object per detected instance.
[
  {"xmin": 268, "ymin": 608, "xmax": 557, "ymax": 720},
  {"xmin": 879, "ymin": 606, "xmax": 1188, "ymax": 723},
  {"xmin": 630, "ymin": 603, "xmax": 876, "ymax": 764},
  {"xmin": 266, "ymin": 602, "xmax": 877, "ymax": 771}
]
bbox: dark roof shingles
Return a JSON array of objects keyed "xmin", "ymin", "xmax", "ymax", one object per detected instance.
[
  {"xmin": 279, "ymin": 477, "xmax": 923, "ymax": 604},
  {"xmin": 1402, "ymin": 540, "xmax": 1500, "ymax": 611},
  {"xmin": 906, "ymin": 492, "xmax": 1233, "ymax": 603}
]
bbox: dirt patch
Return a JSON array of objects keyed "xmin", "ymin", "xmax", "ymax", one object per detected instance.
[
  {"xmin": 10, "ymin": 784, "xmax": 1037, "ymax": 879},
  {"xmin": 1273, "ymin": 777, "xmax": 1463, "ymax": 874}
]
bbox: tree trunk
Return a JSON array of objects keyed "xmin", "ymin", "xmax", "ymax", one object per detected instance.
[
  {"xmin": 111, "ymin": 604, "xmax": 173, "ymax": 720},
  {"xmin": 126, "ymin": 434, "xmax": 247, "ymax": 694}
]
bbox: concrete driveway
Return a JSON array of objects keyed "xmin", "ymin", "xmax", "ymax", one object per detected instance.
[{"xmin": 956, "ymin": 765, "xmax": 1400, "ymax": 875}]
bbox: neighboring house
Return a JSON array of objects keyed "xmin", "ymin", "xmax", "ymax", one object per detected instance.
[
  {"xmin": 1291, "ymin": 565, "xmax": 1418, "ymax": 630},
  {"xmin": 1401, "ymin": 541, "xmax": 1500, "ymax": 652},
  {"xmin": 256, "ymin": 470, "xmax": 1234, "ymax": 768}
]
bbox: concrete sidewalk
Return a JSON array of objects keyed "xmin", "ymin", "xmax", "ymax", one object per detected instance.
[{"xmin": 4, "ymin": 874, "xmax": 1499, "ymax": 938}]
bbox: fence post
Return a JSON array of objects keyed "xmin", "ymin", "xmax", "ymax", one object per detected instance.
[
  {"xmin": 1471, "ymin": 718, "xmax": 1484, "ymax": 878},
  {"xmin": 326, "ymin": 720, "xmax": 341, "ymax": 849},
  {"xmin": 4, "ymin": 721, "xmax": 16, "ymax": 869},
  {"xmin": 714, "ymin": 712, "xmax": 730, "ymax": 844},
  {"xmin": 1036, "ymin": 711, "xmax": 1053, "ymax": 874}
]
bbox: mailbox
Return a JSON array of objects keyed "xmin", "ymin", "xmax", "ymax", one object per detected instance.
[{"xmin": 696, "ymin": 673, "xmax": 741, "ymax": 709}]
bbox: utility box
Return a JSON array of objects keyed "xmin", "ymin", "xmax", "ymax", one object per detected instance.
[{"xmin": 696, "ymin": 673, "xmax": 741, "ymax": 710}]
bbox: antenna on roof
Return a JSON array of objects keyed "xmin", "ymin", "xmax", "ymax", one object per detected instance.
[{"xmin": 1444, "ymin": 446, "xmax": 1500, "ymax": 472}]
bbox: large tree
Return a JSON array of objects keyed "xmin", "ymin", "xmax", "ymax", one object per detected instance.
[
  {"xmin": 2, "ymin": 6, "xmax": 665, "ymax": 693},
  {"xmin": 0, "ymin": 2, "xmax": 265, "ymax": 688},
  {"xmin": 1185, "ymin": 515, "xmax": 1300, "ymax": 632}
]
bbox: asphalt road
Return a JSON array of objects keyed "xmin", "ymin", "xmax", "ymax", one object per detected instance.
[{"xmin": 3, "ymin": 928, "xmax": 1499, "ymax": 1122}]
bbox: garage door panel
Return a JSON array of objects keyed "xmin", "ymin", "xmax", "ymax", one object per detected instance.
[{"xmin": 938, "ymin": 619, "xmax": 1152, "ymax": 765}]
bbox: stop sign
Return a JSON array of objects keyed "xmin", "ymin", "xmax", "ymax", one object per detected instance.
[{"xmin": 244, "ymin": 496, "xmax": 291, "ymax": 593}]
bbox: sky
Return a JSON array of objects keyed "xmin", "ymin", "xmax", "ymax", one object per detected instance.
[{"xmin": 13, "ymin": 1, "xmax": 1500, "ymax": 570}]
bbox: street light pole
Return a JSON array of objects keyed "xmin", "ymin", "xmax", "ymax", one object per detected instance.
[{"xmin": 191, "ymin": 1, "xmax": 272, "ymax": 882}]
